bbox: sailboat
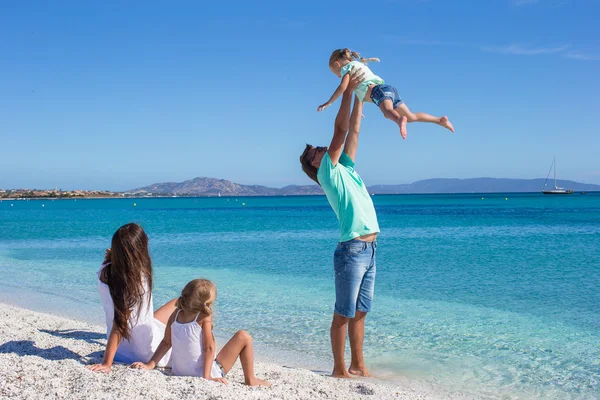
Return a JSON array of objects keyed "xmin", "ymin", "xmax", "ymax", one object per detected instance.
[{"xmin": 542, "ymin": 157, "xmax": 573, "ymax": 195}]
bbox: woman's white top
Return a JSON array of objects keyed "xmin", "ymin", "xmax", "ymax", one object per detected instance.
[
  {"xmin": 97, "ymin": 263, "xmax": 171, "ymax": 367},
  {"xmin": 170, "ymin": 310, "xmax": 223, "ymax": 378}
]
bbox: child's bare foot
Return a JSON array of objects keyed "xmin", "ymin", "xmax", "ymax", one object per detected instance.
[
  {"xmin": 398, "ymin": 116, "xmax": 407, "ymax": 139},
  {"xmin": 439, "ymin": 116, "xmax": 454, "ymax": 132},
  {"xmin": 349, "ymin": 366, "xmax": 372, "ymax": 377},
  {"xmin": 245, "ymin": 377, "xmax": 271, "ymax": 387}
]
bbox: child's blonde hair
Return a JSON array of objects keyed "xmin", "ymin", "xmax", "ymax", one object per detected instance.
[
  {"xmin": 176, "ymin": 279, "xmax": 216, "ymax": 316},
  {"xmin": 329, "ymin": 48, "xmax": 380, "ymax": 67}
]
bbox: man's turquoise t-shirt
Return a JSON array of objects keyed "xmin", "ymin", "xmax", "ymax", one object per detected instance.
[{"xmin": 317, "ymin": 152, "xmax": 380, "ymax": 242}]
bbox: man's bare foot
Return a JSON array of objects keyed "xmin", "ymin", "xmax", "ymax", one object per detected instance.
[
  {"xmin": 439, "ymin": 116, "xmax": 454, "ymax": 132},
  {"xmin": 349, "ymin": 367, "xmax": 372, "ymax": 377},
  {"xmin": 398, "ymin": 116, "xmax": 408, "ymax": 139},
  {"xmin": 331, "ymin": 369, "xmax": 352, "ymax": 378},
  {"xmin": 245, "ymin": 377, "xmax": 271, "ymax": 387}
]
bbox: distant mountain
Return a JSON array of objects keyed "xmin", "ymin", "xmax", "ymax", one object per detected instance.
[
  {"xmin": 377, "ymin": 178, "xmax": 600, "ymax": 194},
  {"xmin": 129, "ymin": 177, "xmax": 280, "ymax": 196},
  {"xmin": 129, "ymin": 177, "xmax": 600, "ymax": 196},
  {"xmin": 278, "ymin": 185, "xmax": 323, "ymax": 195}
]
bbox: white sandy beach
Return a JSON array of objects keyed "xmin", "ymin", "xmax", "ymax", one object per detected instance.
[{"xmin": 0, "ymin": 303, "xmax": 478, "ymax": 400}]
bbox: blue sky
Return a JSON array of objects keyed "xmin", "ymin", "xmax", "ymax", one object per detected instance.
[{"xmin": 1, "ymin": 0, "xmax": 599, "ymax": 190}]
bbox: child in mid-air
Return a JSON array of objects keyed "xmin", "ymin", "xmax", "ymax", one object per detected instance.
[
  {"xmin": 131, "ymin": 279, "xmax": 270, "ymax": 387},
  {"xmin": 317, "ymin": 48, "xmax": 454, "ymax": 139}
]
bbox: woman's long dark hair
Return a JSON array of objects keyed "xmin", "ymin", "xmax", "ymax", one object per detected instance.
[{"xmin": 102, "ymin": 223, "xmax": 153, "ymax": 340}]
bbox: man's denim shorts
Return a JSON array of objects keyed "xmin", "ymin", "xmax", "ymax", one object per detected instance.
[
  {"xmin": 370, "ymin": 84, "xmax": 403, "ymax": 109},
  {"xmin": 333, "ymin": 239, "xmax": 377, "ymax": 318}
]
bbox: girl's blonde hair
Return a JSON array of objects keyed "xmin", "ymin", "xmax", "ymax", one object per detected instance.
[
  {"xmin": 329, "ymin": 48, "xmax": 380, "ymax": 66},
  {"xmin": 176, "ymin": 279, "xmax": 217, "ymax": 316}
]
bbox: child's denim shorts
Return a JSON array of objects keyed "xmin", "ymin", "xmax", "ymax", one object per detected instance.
[
  {"xmin": 333, "ymin": 239, "xmax": 377, "ymax": 318},
  {"xmin": 370, "ymin": 84, "xmax": 403, "ymax": 109}
]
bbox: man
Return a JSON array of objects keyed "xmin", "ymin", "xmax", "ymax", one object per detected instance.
[{"xmin": 299, "ymin": 71, "xmax": 379, "ymax": 378}]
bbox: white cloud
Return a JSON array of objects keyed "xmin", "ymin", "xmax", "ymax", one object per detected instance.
[
  {"xmin": 564, "ymin": 51, "xmax": 600, "ymax": 61},
  {"xmin": 512, "ymin": 0, "xmax": 569, "ymax": 8},
  {"xmin": 480, "ymin": 43, "xmax": 569, "ymax": 55},
  {"xmin": 513, "ymin": 0, "xmax": 540, "ymax": 5},
  {"xmin": 391, "ymin": 36, "xmax": 598, "ymax": 61},
  {"xmin": 390, "ymin": 38, "xmax": 468, "ymax": 47}
]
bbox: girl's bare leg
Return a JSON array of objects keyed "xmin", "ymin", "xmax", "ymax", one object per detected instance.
[
  {"xmin": 154, "ymin": 298, "xmax": 178, "ymax": 324},
  {"xmin": 378, "ymin": 99, "xmax": 408, "ymax": 139},
  {"xmin": 216, "ymin": 330, "xmax": 271, "ymax": 386},
  {"xmin": 396, "ymin": 103, "xmax": 454, "ymax": 132}
]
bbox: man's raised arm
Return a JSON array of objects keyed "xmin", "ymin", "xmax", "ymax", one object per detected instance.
[
  {"xmin": 343, "ymin": 95, "xmax": 364, "ymax": 162},
  {"xmin": 327, "ymin": 90, "xmax": 353, "ymax": 166},
  {"xmin": 328, "ymin": 68, "xmax": 365, "ymax": 166}
]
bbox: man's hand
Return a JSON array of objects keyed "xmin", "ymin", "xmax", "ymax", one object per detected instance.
[
  {"xmin": 317, "ymin": 102, "xmax": 331, "ymax": 112},
  {"xmin": 347, "ymin": 67, "xmax": 365, "ymax": 92},
  {"xmin": 210, "ymin": 377, "xmax": 229, "ymax": 385}
]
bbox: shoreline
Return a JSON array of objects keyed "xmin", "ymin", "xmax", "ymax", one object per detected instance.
[
  {"xmin": 2, "ymin": 192, "xmax": 597, "ymax": 202},
  {"xmin": 0, "ymin": 194, "xmax": 325, "ymax": 200},
  {"xmin": 0, "ymin": 301, "xmax": 475, "ymax": 399}
]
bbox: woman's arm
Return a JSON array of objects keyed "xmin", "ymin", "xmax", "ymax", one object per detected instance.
[
  {"xmin": 87, "ymin": 324, "xmax": 121, "ymax": 373},
  {"xmin": 131, "ymin": 311, "xmax": 176, "ymax": 370},
  {"xmin": 318, "ymin": 74, "xmax": 350, "ymax": 112}
]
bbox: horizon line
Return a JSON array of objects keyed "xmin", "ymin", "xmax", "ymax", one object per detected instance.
[{"xmin": 2, "ymin": 176, "xmax": 600, "ymax": 192}]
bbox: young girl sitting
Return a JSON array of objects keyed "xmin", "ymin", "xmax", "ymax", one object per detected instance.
[
  {"xmin": 87, "ymin": 223, "xmax": 178, "ymax": 373},
  {"xmin": 131, "ymin": 279, "xmax": 270, "ymax": 387},
  {"xmin": 317, "ymin": 48, "xmax": 454, "ymax": 139}
]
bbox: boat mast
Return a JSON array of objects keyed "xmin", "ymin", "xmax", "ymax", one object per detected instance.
[{"xmin": 554, "ymin": 157, "xmax": 557, "ymax": 189}]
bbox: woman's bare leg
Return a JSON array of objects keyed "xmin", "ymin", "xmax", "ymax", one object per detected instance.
[
  {"xmin": 216, "ymin": 330, "xmax": 271, "ymax": 386},
  {"xmin": 154, "ymin": 298, "xmax": 178, "ymax": 324}
]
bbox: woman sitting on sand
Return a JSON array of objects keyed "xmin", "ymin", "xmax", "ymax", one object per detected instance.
[{"xmin": 87, "ymin": 223, "xmax": 177, "ymax": 373}]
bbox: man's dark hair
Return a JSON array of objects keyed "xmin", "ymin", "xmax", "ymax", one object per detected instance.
[{"xmin": 299, "ymin": 144, "xmax": 320, "ymax": 185}]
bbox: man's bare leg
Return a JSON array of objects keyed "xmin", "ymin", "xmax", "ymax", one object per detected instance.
[
  {"xmin": 348, "ymin": 310, "xmax": 371, "ymax": 376},
  {"xmin": 331, "ymin": 313, "xmax": 352, "ymax": 378}
]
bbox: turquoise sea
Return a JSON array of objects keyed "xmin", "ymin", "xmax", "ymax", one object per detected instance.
[{"xmin": 0, "ymin": 193, "xmax": 599, "ymax": 399}]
